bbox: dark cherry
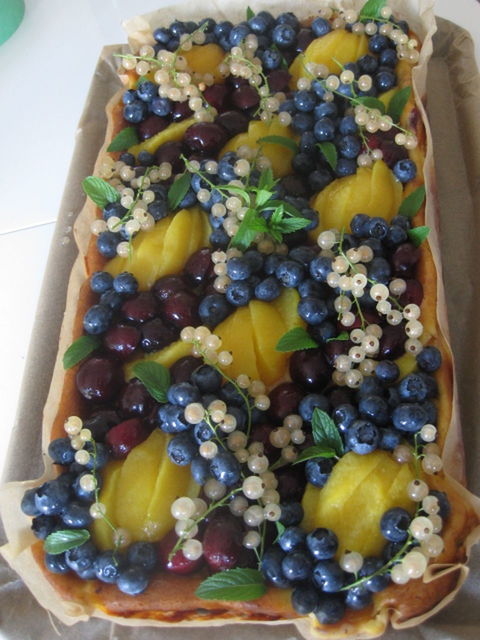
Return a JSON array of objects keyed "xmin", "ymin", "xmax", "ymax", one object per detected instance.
[
  {"xmin": 399, "ymin": 279, "xmax": 424, "ymax": 307},
  {"xmin": 391, "ymin": 243, "xmax": 420, "ymax": 277},
  {"xmin": 203, "ymin": 84, "xmax": 230, "ymax": 113},
  {"xmin": 105, "ymin": 418, "xmax": 148, "ymax": 458},
  {"xmin": 227, "ymin": 76, "xmax": 248, "ymax": 90},
  {"xmin": 341, "ymin": 310, "xmax": 381, "ymax": 331},
  {"xmin": 328, "ymin": 388, "xmax": 353, "ymax": 408},
  {"xmin": 118, "ymin": 379, "xmax": 156, "ymax": 418},
  {"xmin": 296, "ymin": 27, "xmax": 315, "ymax": 52},
  {"xmin": 323, "ymin": 340, "xmax": 352, "ymax": 367},
  {"xmin": 231, "ymin": 85, "xmax": 260, "ymax": 110},
  {"xmin": 379, "ymin": 140, "xmax": 408, "ymax": 169},
  {"xmin": 276, "ymin": 466, "xmax": 307, "ymax": 503},
  {"xmin": 155, "ymin": 141, "xmax": 185, "ymax": 174},
  {"xmin": 202, "ymin": 513, "xmax": 243, "ymax": 572},
  {"xmin": 83, "ymin": 409, "xmax": 120, "ymax": 441},
  {"xmin": 152, "ymin": 274, "xmax": 188, "ymax": 302},
  {"xmin": 183, "ymin": 122, "xmax": 228, "ymax": 154},
  {"xmin": 158, "ymin": 530, "xmax": 204, "ymax": 575},
  {"xmin": 121, "ymin": 292, "xmax": 158, "ymax": 324},
  {"xmin": 379, "ymin": 324, "xmax": 406, "ymax": 360},
  {"xmin": 171, "ymin": 101, "xmax": 193, "ymax": 122},
  {"xmin": 170, "ymin": 356, "xmax": 201, "ymax": 384},
  {"xmin": 76, "ymin": 357, "xmax": 122, "ymax": 402},
  {"xmin": 215, "ymin": 110, "xmax": 249, "ymax": 136},
  {"xmin": 141, "ymin": 317, "xmax": 178, "ymax": 352},
  {"xmin": 289, "ymin": 349, "xmax": 330, "ymax": 391},
  {"xmin": 104, "ymin": 324, "xmax": 140, "ymax": 359},
  {"xmin": 268, "ymin": 382, "xmax": 304, "ymax": 421},
  {"xmin": 184, "ymin": 248, "xmax": 214, "ymax": 287},
  {"xmin": 280, "ymin": 174, "xmax": 309, "ymax": 197},
  {"xmin": 137, "ymin": 115, "xmax": 168, "ymax": 141},
  {"xmin": 266, "ymin": 69, "xmax": 291, "ymax": 92},
  {"xmin": 161, "ymin": 291, "xmax": 199, "ymax": 329},
  {"xmin": 250, "ymin": 423, "xmax": 276, "ymax": 456}
]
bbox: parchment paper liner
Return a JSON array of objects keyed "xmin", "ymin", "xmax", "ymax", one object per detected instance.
[{"xmin": 1, "ymin": 1, "xmax": 479, "ymax": 638}]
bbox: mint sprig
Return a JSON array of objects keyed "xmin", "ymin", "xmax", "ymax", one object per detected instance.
[
  {"xmin": 63, "ymin": 335, "xmax": 100, "ymax": 369},
  {"xmin": 317, "ymin": 141, "xmax": 338, "ymax": 171},
  {"xmin": 408, "ymin": 225, "xmax": 430, "ymax": 247},
  {"xmin": 398, "ymin": 184, "xmax": 426, "ymax": 218},
  {"xmin": 360, "ymin": 0, "xmax": 388, "ymax": 21},
  {"xmin": 311, "ymin": 408, "xmax": 344, "ymax": 457},
  {"xmin": 195, "ymin": 568, "xmax": 266, "ymax": 601},
  {"xmin": 82, "ymin": 176, "xmax": 120, "ymax": 208},
  {"xmin": 388, "ymin": 86, "xmax": 412, "ymax": 123},
  {"xmin": 276, "ymin": 327, "xmax": 319, "ymax": 352},
  {"xmin": 132, "ymin": 361, "xmax": 171, "ymax": 403},
  {"xmin": 44, "ymin": 529, "xmax": 90, "ymax": 555},
  {"xmin": 167, "ymin": 171, "xmax": 191, "ymax": 211},
  {"xmin": 107, "ymin": 126, "xmax": 139, "ymax": 152}
]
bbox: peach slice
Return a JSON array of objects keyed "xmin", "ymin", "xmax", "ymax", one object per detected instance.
[
  {"xmin": 124, "ymin": 339, "xmax": 193, "ymax": 381},
  {"xmin": 129, "ymin": 117, "xmax": 196, "ymax": 156},
  {"xmin": 215, "ymin": 306, "xmax": 261, "ymax": 382},
  {"xmin": 272, "ymin": 288, "xmax": 304, "ymax": 330},
  {"xmin": 92, "ymin": 460, "xmax": 122, "ymax": 551},
  {"xmin": 302, "ymin": 450, "xmax": 415, "ymax": 556},
  {"xmin": 183, "ymin": 44, "xmax": 226, "ymax": 83},
  {"xmin": 250, "ymin": 300, "xmax": 288, "ymax": 386}
]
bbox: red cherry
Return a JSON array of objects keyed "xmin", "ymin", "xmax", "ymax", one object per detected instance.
[
  {"xmin": 202, "ymin": 513, "xmax": 243, "ymax": 572},
  {"xmin": 105, "ymin": 418, "xmax": 147, "ymax": 458},
  {"xmin": 231, "ymin": 85, "xmax": 260, "ymax": 110},
  {"xmin": 399, "ymin": 279, "xmax": 424, "ymax": 307},
  {"xmin": 155, "ymin": 140, "xmax": 185, "ymax": 173},
  {"xmin": 76, "ymin": 357, "xmax": 122, "ymax": 402},
  {"xmin": 184, "ymin": 248, "xmax": 214, "ymax": 287},
  {"xmin": 183, "ymin": 123, "xmax": 228, "ymax": 154},
  {"xmin": 121, "ymin": 292, "xmax": 159, "ymax": 324},
  {"xmin": 161, "ymin": 291, "xmax": 199, "ymax": 329},
  {"xmin": 268, "ymin": 382, "xmax": 303, "ymax": 421},
  {"xmin": 215, "ymin": 110, "xmax": 249, "ymax": 136},
  {"xmin": 171, "ymin": 101, "xmax": 193, "ymax": 121},
  {"xmin": 138, "ymin": 115, "xmax": 168, "ymax": 141},
  {"xmin": 289, "ymin": 349, "xmax": 331, "ymax": 391},
  {"xmin": 266, "ymin": 69, "xmax": 291, "ymax": 92},
  {"xmin": 104, "ymin": 324, "xmax": 140, "ymax": 359},
  {"xmin": 152, "ymin": 275, "xmax": 188, "ymax": 302},
  {"xmin": 203, "ymin": 84, "xmax": 230, "ymax": 112},
  {"xmin": 157, "ymin": 530, "xmax": 204, "ymax": 575},
  {"xmin": 170, "ymin": 356, "xmax": 201, "ymax": 383},
  {"xmin": 118, "ymin": 380, "xmax": 155, "ymax": 419}
]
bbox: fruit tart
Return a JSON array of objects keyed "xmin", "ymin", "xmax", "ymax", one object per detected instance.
[{"xmin": 2, "ymin": 0, "xmax": 480, "ymax": 638}]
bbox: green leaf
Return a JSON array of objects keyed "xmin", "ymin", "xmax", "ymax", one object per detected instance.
[
  {"xmin": 387, "ymin": 86, "xmax": 412, "ymax": 123},
  {"xmin": 274, "ymin": 521, "xmax": 286, "ymax": 543},
  {"xmin": 258, "ymin": 135, "xmax": 299, "ymax": 154},
  {"xmin": 397, "ymin": 184, "xmax": 426, "ymax": 218},
  {"xmin": 63, "ymin": 335, "xmax": 100, "ymax": 370},
  {"xmin": 326, "ymin": 331, "xmax": 350, "ymax": 343},
  {"xmin": 132, "ymin": 361, "xmax": 171, "ymax": 403},
  {"xmin": 271, "ymin": 43, "xmax": 288, "ymax": 69},
  {"xmin": 311, "ymin": 408, "xmax": 344, "ymax": 456},
  {"xmin": 44, "ymin": 529, "xmax": 90, "ymax": 555},
  {"xmin": 407, "ymin": 225, "xmax": 430, "ymax": 247},
  {"xmin": 230, "ymin": 209, "xmax": 268, "ymax": 251},
  {"xmin": 82, "ymin": 176, "xmax": 120, "ymax": 208},
  {"xmin": 255, "ymin": 189, "xmax": 274, "ymax": 207},
  {"xmin": 355, "ymin": 96, "xmax": 386, "ymax": 114},
  {"xmin": 107, "ymin": 126, "xmax": 139, "ymax": 152},
  {"xmin": 360, "ymin": 0, "xmax": 387, "ymax": 21},
  {"xmin": 258, "ymin": 167, "xmax": 275, "ymax": 191},
  {"xmin": 276, "ymin": 327, "xmax": 319, "ymax": 352},
  {"xmin": 270, "ymin": 216, "xmax": 310, "ymax": 236},
  {"xmin": 246, "ymin": 6, "xmax": 255, "ymax": 20},
  {"xmin": 218, "ymin": 184, "xmax": 250, "ymax": 202},
  {"xmin": 294, "ymin": 445, "xmax": 337, "ymax": 464},
  {"xmin": 167, "ymin": 172, "xmax": 191, "ymax": 210},
  {"xmin": 317, "ymin": 141, "xmax": 338, "ymax": 171},
  {"xmin": 195, "ymin": 568, "xmax": 266, "ymax": 601}
]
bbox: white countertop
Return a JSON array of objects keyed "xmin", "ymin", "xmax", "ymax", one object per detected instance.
[{"xmin": 1, "ymin": 0, "xmax": 479, "ymax": 477}]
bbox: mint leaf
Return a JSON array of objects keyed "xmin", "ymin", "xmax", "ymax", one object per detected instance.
[
  {"xmin": 258, "ymin": 135, "xmax": 299, "ymax": 154},
  {"xmin": 107, "ymin": 126, "xmax": 139, "ymax": 152},
  {"xmin": 82, "ymin": 176, "xmax": 120, "ymax": 208},
  {"xmin": 355, "ymin": 96, "xmax": 386, "ymax": 114},
  {"xmin": 326, "ymin": 331, "xmax": 349, "ymax": 343},
  {"xmin": 276, "ymin": 327, "xmax": 319, "ymax": 352},
  {"xmin": 408, "ymin": 225, "xmax": 430, "ymax": 247},
  {"xmin": 387, "ymin": 86, "xmax": 412, "ymax": 123},
  {"xmin": 132, "ymin": 362, "xmax": 171, "ymax": 403},
  {"xmin": 255, "ymin": 189, "xmax": 274, "ymax": 207},
  {"xmin": 258, "ymin": 167, "xmax": 275, "ymax": 191},
  {"xmin": 274, "ymin": 521, "xmax": 286, "ymax": 543},
  {"xmin": 311, "ymin": 408, "xmax": 344, "ymax": 456},
  {"xmin": 230, "ymin": 209, "xmax": 268, "ymax": 251},
  {"xmin": 398, "ymin": 184, "xmax": 426, "ymax": 218},
  {"xmin": 195, "ymin": 568, "xmax": 266, "ymax": 601},
  {"xmin": 44, "ymin": 529, "xmax": 90, "ymax": 555},
  {"xmin": 360, "ymin": 0, "xmax": 387, "ymax": 21},
  {"xmin": 63, "ymin": 335, "xmax": 100, "ymax": 370},
  {"xmin": 294, "ymin": 445, "xmax": 337, "ymax": 464},
  {"xmin": 246, "ymin": 6, "xmax": 255, "ymax": 20},
  {"xmin": 167, "ymin": 172, "xmax": 191, "ymax": 210},
  {"xmin": 270, "ymin": 216, "xmax": 310, "ymax": 237},
  {"xmin": 317, "ymin": 141, "xmax": 338, "ymax": 171}
]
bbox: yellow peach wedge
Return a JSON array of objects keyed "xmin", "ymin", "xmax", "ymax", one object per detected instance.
[
  {"xmin": 128, "ymin": 117, "xmax": 196, "ymax": 156},
  {"xmin": 124, "ymin": 339, "xmax": 193, "ymax": 381},
  {"xmin": 215, "ymin": 306, "xmax": 261, "ymax": 382},
  {"xmin": 250, "ymin": 300, "xmax": 288, "ymax": 386},
  {"xmin": 92, "ymin": 460, "xmax": 123, "ymax": 551},
  {"xmin": 183, "ymin": 44, "xmax": 226, "ymax": 83}
]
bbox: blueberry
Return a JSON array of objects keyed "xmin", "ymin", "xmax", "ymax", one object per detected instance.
[
  {"xmin": 398, "ymin": 374, "xmax": 428, "ymax": 402},
  {"xmin": 386, "ymin": 224, "xmax": 408, "ymax": 246},
  {"xmin": 169, "ymin": 20, "xmax": 188, "ymax": 37},
  {"xmin": 45, "ymin": 552, "xmax": 70, "ymax": 575},
  {"xmin": 297, "ymin": 296, "xmax": 329, "ymax": 326},
  {"xmin": 313, "ymin": 559, "xmax": 345, "ymax": 592},
  {"xmin": 311, "ymin": 17, "xmax": 331, "ymax": 37},
  {"xmin": 191, "ymin": 365, "xmax": 223, "ymax": 393},
  {"xmin": 311, "ymin": 80, "xmax": 327, "ymax": 100},
  {"xmin": 392, "ymin": 403, "xmax": 427, "ymax": 432},
  {"xmin": 94, "ymin": 551, "xmax": 122, "ymax": 583},
  {"xmin": 84, "ymin": 441, "xmax": 109, "ymax": 471},
  {"xmin": 151, "ymin": 96, "xmax": 172, "ymax": 116},
  {"xmin": 359, "ymin": 556, "xmax": 390, "ymax": 592},
  {"xmin": 264, "ymin": 253, "xmax": 286, "ymax": 275},
  {"xmin": 158, "ymin": 403, "xmax": 191, "ymax": 433},
  {"xmin": 378, "ymin": 428, "xmax": 401, "ymax": 451},
  {"xmin": 167, "ymin": 433, "xmax": 197, "ymax": 466},
  {"xmin": 167, "ymin": 382, "xmax": 201, "ymax": 407},
  {"xmin": 310, "ymin": 255, "xmax": 333, "ymax": 282},
  {"xmin": 359, "ymin": 395, "xmax": 389, "ymax": 426},
  {"xmin": 289, "ymin": 246, "xmax": 317, "ymax": 268},
  {"xmin": 393, "ymin": 158, "xmax": 417, "ymax": 183},
  {"xmin": 278, "ymin": 526, "xmax": 306, "ymax": 553},
  {"xmin": 226, "ymin": 256, "xmax": 253, "ymax": 280},
  {"xmin": 117, "ymin": 566, "xmax": 150, "ymax": 595},
  {"xmin": 272, "ymin": 23, "xmax": 297, "ymax": 48},
  {"xmin": 198, "ymin": 293, "xmax": 232, "ymax": 327},
  {"xmin": 292, "ymin": 584, "xmax": 320, "ymax": 614},
  {"xmin": 299, "ymin": 394, "xmax": 329, "ymax": 422},
  {"xmin": 368, "ymin": 34, "xmax": 389, "ymax": 53},
  {"xmin": 308, "ymin": 168, "xmax": 333, "ymax": 192},
  {"xmin": 350, "ymin": 213, "xmax": 370, "ymax": 238},
  {"xmin": 386, "ymin": 386, "xmax": 401, "ymax": 408},
  {"xmin": 122, "ymin": 89, "xmax": 136, "ymax": 105},
  {"xmin": 191, "ymin": 455, "xmax": 211, "ymax": 485},
  {"xmin": 248, "ymin": 14, "xmax": 269, "ymax": 34},
  {"xmin": 375, "ymin": 360, "xmax": 400, "ymax": 383},
  {"xmin": 345, "ymin": 585, "xmax": 373, "ymax": 610},
  {"xmin": 73, "ymin": 472, "xmax": 97, "ymax": 502},
  {"xmin": 136, "ymin": 80, "xmax": 157, "ymax": 102},
  {"xmin": 277, "ymin": 11, "xmax": 300, "ymax": 30},
  {"xmin": 127, "ymin": 541, "xmax": 157, "ymax": 573},
  {"xmin": 153, "ymin": 26, "xmax": 170, "ymax": 44},
  {"xmin": 339, "ymin": 115, "xmax": 358, "ymax": 136},
  {"xmin": 293, "ymin": 152, "xmax": 316, "ymax": 174},
  {"xmin": 31, "ymin": 514, "xmax": 57, "ymax": 539},
  {"xmin": 298, "ymin": 279, "xmax": 327, "ymax": 299},
  {"xmin": 261, "ymin": 547, "xmax": 291, "ymax": 588},
  {"xmin": 380, "ymin": 48, "xmax": 398, "ymax": 68},
  {"xmin": 262, "ymin": 48, "xmax": 282, "ymax": 70},
  {"xmin": 61, "ymin": 502, "xmax": 93, "ymax": 528},
  {"xmin": 416, "ymin": 346, "xmax": 442, "ymax": 373},
  {"xmin": 429, "ymin": 490, "xmax": 451, "ymax": 520},
  {"xmin": 21, "ymin": 488, "xmax": 41, "ymax": 516},
  {"xmin": 305, "ymin": 457, "xmax": 335, "ymax": 487},
  {"xmin": 314, "ymin": 595, "xmax": 346, "ymax": 624},
  {"xmin": 358, "ymin": 54, "xmax": 378, "ymax": 75},
  {"xmin": 97, "ymin": 231, "xmax": 121, "ymax": 258},
  {"xmin": 90, "ymin": 271, "xmax": 113, "ymax": 293},
  {"xmin": 227, "ymin": 405, "xmax": 247, "ymax": 431},
  {"xmin": 358, "ymin": 376, "xmax": 384, "ymax": 398},
  {"xmin": 48, "ymin": 437, "xmax": 75, "ymax": 466},
  {"xmin": 282, "ymin": 550, "xmax": 313, "ymax": 582},
  {"xmin": 210, "ymin": 451, "xmax": 241, "ymax": 486},
  {"xmin": 214, "ymin": 20, "xmax": 233, "ymax": 39},
  {"xmin": 229, "ymin": 24, "xmax": 250, "ymax": 46},
  {"xmin": 391, "ymin": 215, "xmax": 411, "ymax": 231},
  {"xmin": 380, "ymin": 507, "xmax": 411, "ymax": 542},
  {"xmin": 332, "ymin": 403, "xmax": 358, "ymax": 433},
  {"xmin": 83, "ymin": 304, "xmax": 113, "ymax": 335},
  {"xmin": 279, "ymin": 502, "xmax": 304, "ymax": 526},
  {"xmin": 177, "ymin": 189, "xmax": 197, "ymax": 210},
  {"xmin": 294, "ymin": 90, "xmax": 316, "ymax": 112},
  {"xmin": 34, "ymin": 480, "xmax": 71, "ymax": 516},
  {"xmin": 291, "ymin": 112, "xmax": 314, "ymax": 134},
  {"xmin": 113, "ymin": 272, "xmax": 138, "ymax": 296},
  {"xmin": 375, "ymin": 70, "xmax": 397, "ymax": 93},
  {"xmin": 65, "ymin": 541, "xmax": 97, "ymax": 576},
  {"xmin": 367, "ymin": 216, "xmax": 389, "ymax": 239},
  {"xmin": 299, "ymin": 131, "xmax": 317, "ymax": 154},
  {"xmin": 275, "ymin": 260, "xmax": 305, "ymax": 287},
  {"xmin": 346, "ymin": 419, "xmax": 379, "ymax": 454},
  {"xmin": 225, "ymin": 281, "xmax": 253, "ymax": 306},
  {"xmin": 314, "ymin": 118, "xmax": 335, "ymax": 142},
  {"xmin": 99, "ymin": 291, "xmax": 122, "ymax": 313},
  {"xmin": 368, "ymin": 256, "xmax": 391, "ymax": 284},
  {"xmin": 338, "ymin": 135, "xmax": 362, "ymax": 159},
  {"xmin": 255, "ymin": 276, "xmax": 281, "ymax": 301}
]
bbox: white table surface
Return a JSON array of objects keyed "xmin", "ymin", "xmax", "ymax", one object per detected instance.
[{"xmin": 1, "ymin": 0, "xmax": 479, "ymax": 484}]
